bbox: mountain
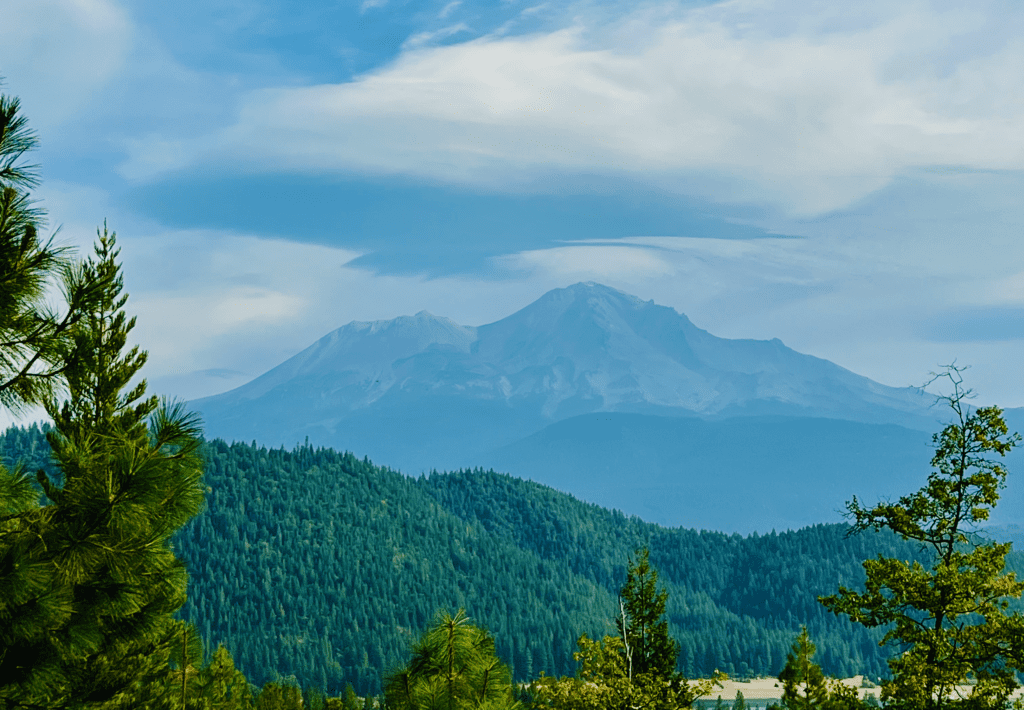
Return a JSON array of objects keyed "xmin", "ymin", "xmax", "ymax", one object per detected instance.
[{"xmin": 192, "ymin": 282, "xmax": 968, "ymax": 531}]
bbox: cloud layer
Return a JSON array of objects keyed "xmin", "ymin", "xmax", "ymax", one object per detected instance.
[{"xmin": 123, "ymin": 0, "xmax": 1024, "ymax": 215}]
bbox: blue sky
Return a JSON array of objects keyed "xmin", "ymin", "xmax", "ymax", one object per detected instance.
[{"xmin": 3, "ymin": 0, "xmax": 1024, "ymax": 412}]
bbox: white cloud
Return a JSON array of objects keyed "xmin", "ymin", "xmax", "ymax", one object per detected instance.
[
  {"xmin": 109, "ymin": 227, "xmax": 548, "ymax": 400},
  {"xmin": 120, "ymin": 0, "xmax": 1024, "ymax": 215}
]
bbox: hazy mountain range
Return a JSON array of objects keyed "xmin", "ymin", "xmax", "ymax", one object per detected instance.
[{"xmin": 192, "ymin": 282, "xmax": 1024, "ymax": 532}]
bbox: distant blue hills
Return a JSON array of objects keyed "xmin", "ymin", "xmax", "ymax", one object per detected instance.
[{"xmin": 192, "ymin": 282, "xmax": 1024, "ymax": 533}]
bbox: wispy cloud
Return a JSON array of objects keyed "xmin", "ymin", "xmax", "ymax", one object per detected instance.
[
  {"xmin": 120, "ymin": 0, "xmax": 1024, "ymax": 215},
  {"xmin": 438, "ymin": 1, "xmax": 462, "ymax": 19},
  {"xmin": 0, "ymin": 0, "xmax": 132, "ymax": 131},
  {"xmin": 403, "ymin": 23, "xmax": 474, "ymax": 50}
]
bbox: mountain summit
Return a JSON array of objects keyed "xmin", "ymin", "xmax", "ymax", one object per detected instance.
[
  {"xmin": 471, "ymin": 282, "xmax": 929, "ymax": 422},
  {"xmin": 194, "ymin": 281, "xmax": 931, "ymax": 463}
]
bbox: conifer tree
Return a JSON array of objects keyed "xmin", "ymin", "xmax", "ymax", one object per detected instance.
[
  {"xmin": 617, "ymin": 547, "xmax": 678, "ymax": 680},
  {"xmin": 779, "ymin": 628, "xmax": 828, "ymax": 710},
  {"xmin": 198, "ymin": 644, "xmax": 255, "ymax": 710},
  {"xmin": 0, "ymin": 93, "xmax": 111, "ymax": 689},
  {"xmin": 255, "ymin": 680, "xmax": 303, "ymax": 710},
  {"xmin": 341, "ymin": 683, "xmax": 360, "ymax": 710},
  {"xmin": 531, "ymin": 550, "xmax": 721, "ymax": 710},
  {"xmin": 0, "ymin": 228, "xmax": 206, "ymax": 707},
  {"xmin": 0, "ymin": 90, "xmax": 104, "ymax": 410},
  {"xmin": 385, "ymin": 608, "xmax": 519, "ymax": 710}
]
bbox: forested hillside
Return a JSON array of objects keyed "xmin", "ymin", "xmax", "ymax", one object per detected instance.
[{"xmin": 4, "ymin": 424, "xmax": 1019, "ymax": 697}]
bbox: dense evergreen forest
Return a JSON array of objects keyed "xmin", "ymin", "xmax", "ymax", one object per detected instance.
[{"xmin": 8, "ymin": 423, "xmax": 1019, "ymax": 697}]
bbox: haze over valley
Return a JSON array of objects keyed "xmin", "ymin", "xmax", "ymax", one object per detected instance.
[{"xmin": 192, "ymin": 282, "xmax": 1024, "ymax": 533}]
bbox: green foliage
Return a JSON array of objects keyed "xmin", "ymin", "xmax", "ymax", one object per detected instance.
[
  {"xmin": 617, "ymin": 547, "xmax": 678, "ymax": 680},
  {"xmin": 191, "ymin": 643, "xmax": 255, "ymax": 710},
  {"xmin": 0, "ymin": 93, "xmax": 112, "ymax": 684},
  {"xmin": 384, "ymin": 608, "xmax": 519, "ymax": 710},
  {"xmin": 0, "ymin": 91, "xmax": 105, "ymax": 412},
  {"xmin": 779, "ymin": 628, "xmax": 828, "ymax": 710},
  {"xmin": 0, "ymin": 229, "xmax": 206, "ymax": 707},
  {"xmin": 824, "ymin": 682, "xmax": 864, "ymax": 710},
  {"xmin": 574, "ymin": 633, "xmax": 628, "ymax": 683},
  {"xmin": 421, "ymin": 468, "xmax": 940, "ymax": 679},
  {"xmin": 530, "ymin": 633, "xmax": 721, "ymax": 710},
  {"xmin": 342, "ymin": 684, "xmax": 361, "ymax": 710},
  {"xmin": 779, "ymin": 628, "xmax": 868, "ymax": 710},
  {"xmin": 2, "ymin": 424, "xmax": 969, "ymax": 694},
  {"xmin": 529, "ymin": 552, "xmax": 722, "ymax": 710},
  {"xmin": 256, "ymin": 680, "xmax": 303, "ymax": 710},
  {"xmin": 733, "ymin": 691, "xmax": 746, "ymax": 710},
  {"xmin": 820, "ymin": 366, "xmax": 1024, "ymax": 710}
]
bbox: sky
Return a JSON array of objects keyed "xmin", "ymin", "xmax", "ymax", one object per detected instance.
[{"xmin": 3, "ymin": 0, "xmax": 1024, "ymax": 417}]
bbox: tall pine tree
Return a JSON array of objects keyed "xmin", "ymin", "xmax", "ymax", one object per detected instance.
[
  {"xmin": 617, "ymin": 547, "xmax": 678, "ymax": 680},
  {"xmin": 0, "ymin": 90, "xmax": 104, "ymax": 411},
  {"xmin": 778, "ymin": 628, "xmax": 828, "ymax": 710},
  {"xmin": 0, "ymin": 228, "xmax": 206, "ymax": 707}
]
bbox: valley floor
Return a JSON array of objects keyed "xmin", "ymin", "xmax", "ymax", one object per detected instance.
[{"xmin": 692, "ymin": 677, "xmax": 1024, "ymax": 710}]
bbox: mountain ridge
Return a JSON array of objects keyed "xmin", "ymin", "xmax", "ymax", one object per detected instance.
[
  {"xmin": 194, "ymin": 281, "xmax": 934, "ymax": 431},
  {"xmin": 190, "ymin": 282, "xmax": 964, "ymax": 530}
]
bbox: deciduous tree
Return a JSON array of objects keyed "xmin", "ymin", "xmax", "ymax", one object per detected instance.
[{"xmin": 820, "ymin": 365, "xmax": 1024, "ymax": 710}]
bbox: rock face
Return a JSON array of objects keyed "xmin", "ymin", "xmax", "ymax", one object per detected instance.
[{"xmin": 192, "ymin": 282, "xmax": 956, "ymax": 530}]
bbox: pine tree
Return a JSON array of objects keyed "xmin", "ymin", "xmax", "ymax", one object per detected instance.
[
  {"xmin": 341, "ymin": 683, "xmax": 360, "ymax": 710},
  {"xmin": 255, "ymin": 681, "xmax": 303, "ymax": 710},
  {"xmin": 194, "ymin": 644, "xmax": 254, "ymax": 710},
  {"xmin": 530, "ymin": 549, "xmax": 722, "ymax": 710},
  {"xmin": 0, "ymin": 90, "xmax": 105, "ymax": 410},
  {"xmin": 617, "ymin": 547, "xmax": 678, "ymax": 680},
  {"xmin": 384, "ymin": 608, "xmax": 519, "ymax": 710},
  {"xmin": 0, "ymin": 228, "xmax": 206, "ymax": 707},
  {"xmin": 779, "ymin": 628, "xmax": 828, "ymax": 710},
  {"xmin": 0, "ymin": 86, "xmax": 147, "ymax": 707}
]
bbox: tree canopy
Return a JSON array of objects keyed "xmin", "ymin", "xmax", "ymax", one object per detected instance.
[
  {"xmin": 0, "ymin": 91, "xmax": 105, "ymax": 412},
  {"xmin": 821, "ymin": 366, "xmax": 1024, "ymax": 710},
  {"xmin": 779, "ymin": 627, "xmax": 828, "ymax": 710},
  {"xmin": 384, "ymin": 608, "xmax": 519, "ymax": 710}
]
